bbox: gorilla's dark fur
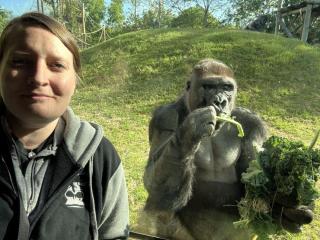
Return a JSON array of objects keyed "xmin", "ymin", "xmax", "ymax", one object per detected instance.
[
  {"xmin": 139, "ymin": 59, "xmax": 312, "ymax": 240},
  {"xmin": 245, "ymin": 15, "xmax": 269, "ymax": 32}
]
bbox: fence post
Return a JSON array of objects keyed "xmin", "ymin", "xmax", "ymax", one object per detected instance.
[
  {"xmin": 275, "ymin": 0, "xmax": 283, "ymax": 35},
  {"xmin": 301, "ymin": 3, "xmax": 313, "ymax": 42},
  {"xmin": 82, "ymin": 3, "xmax": 86, "ymax": 46}
]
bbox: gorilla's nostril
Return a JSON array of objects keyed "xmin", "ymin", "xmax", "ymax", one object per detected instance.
[
  {"xmin": 214, "ymin": 100, "xmax": 220, "ymax": 106},
  {"xmin": 213, "ymin": 100, "xmax": 227, "ymax": 110}
]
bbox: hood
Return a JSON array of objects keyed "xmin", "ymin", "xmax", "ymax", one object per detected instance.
[
  {"xmin": 62, "ymin": 107, "xmax": 104, "ymax": 167},
  {"xmin": 0, "ymin": 101, "xmax": 103, "ymax": 168}
]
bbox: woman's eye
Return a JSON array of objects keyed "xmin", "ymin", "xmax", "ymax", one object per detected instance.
[
  {"xmin": 10, "ymin": 58, "xmax": 29, "ymax": 67},
  {"xmin": 50, "ymin": 62, "xmax": 65, "ymax": 70}
]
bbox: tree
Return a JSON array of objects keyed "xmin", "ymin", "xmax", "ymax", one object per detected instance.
[
  {"xmin": 0, "ymin": 8, "xmax": 11, "ymax": 33},
  {"xmin": 225, "ymin": 0, "xmax": 300, "ymax": 27},
  {"xmin": 139, "ymin": 7, "xmax": 174, "ymax": 28},
  {"xmin": 42, "ymin": 0, "xmax": 105, "ymax": 31},
  {"xmin": 136, "ymin": 0, "xmax": 173, "ymax": 28},
  {"xmin": 225, "ymin": 0, "xmax": 320, "ymax": 43},
  {"xmin": 82, "ymin": 0, "xmax": 105, "ymax": 31},
  {"xmin": 41, "ymin": 0, "xmax": 106, "ymax": 45},
  {"xmin": 64, "ymin": 0, "xmax": 82, "ymax": 32},
  {"xmin": 128, "ymin": 0, "xmax": 142, "ymax": 28},
  {"xmin": 168, "ymin": 0, "xmax": 223, "ymax": 27},
  {"xmin": 171, "ymin": 6, "xmax": 219, "ymax": 28},
  {"xmin": 42, "ymin": 0, "xmax": 60, "ymax": 18},
  {"xmin": 199, "ymin": 0, "xmax": 216, "ymax": 26},
  {"xmin": 107, "ymin": 0, "xmax": 125, "ymax": 29}
]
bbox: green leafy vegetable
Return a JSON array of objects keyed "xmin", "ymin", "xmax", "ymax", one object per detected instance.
[
  {"xmin": 235, "ymin": 135, "xmax": 320, "ymax": 235},
  {"xmin": 216, "ymin": 115, "xmax": 244, "ymax": 137}
]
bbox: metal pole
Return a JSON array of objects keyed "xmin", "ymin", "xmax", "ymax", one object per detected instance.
[
  {"xmin": 275, "ymin": 0, "xmax": 283, "ymax": 35},
  {"xmin": 82, "ymin": 3, "xmax": 86, "ymax": 45},
  {"xmin": 129, "ymin": 231, "xmax": 169, "ymax": 240},
  {"xmin": 301, "ymin": 3, "xmax": 313, "ymax": 42}
]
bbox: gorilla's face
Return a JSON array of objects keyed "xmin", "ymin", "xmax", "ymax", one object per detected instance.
[{"xmin": 187, "ymin": 75, "xmax": 237, "ymax": 116}]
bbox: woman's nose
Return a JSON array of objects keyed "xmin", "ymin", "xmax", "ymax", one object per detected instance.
[{"xmin": 28, "ymin": 60, "xmax": 49, "ymax": 86}]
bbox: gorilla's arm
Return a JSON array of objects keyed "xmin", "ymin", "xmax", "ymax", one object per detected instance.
[
  {"xmin": 232, "ymin": 108, "xmax": 268, "ymax": 179},
  {"xmin": 144, "ymin": 106, "xmax": 266, "ymax": 212},
  {"xmin": 144, "ymin": 106, "xmax": 197, "ymax": 211},
  {"xmin": 144, "ymin": 104, "xmax": 213, "ymax": 211}
]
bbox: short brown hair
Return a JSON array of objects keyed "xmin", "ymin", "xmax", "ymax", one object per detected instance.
[{"xmin": 0, "ymin": 12, "xmax": 81, "ymax": 74}]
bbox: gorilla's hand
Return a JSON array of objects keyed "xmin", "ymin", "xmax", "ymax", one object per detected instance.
[
  {"xmin": 272, "ymin": 195, "xmax": 313, "ymax": 233},
  {"xmin": 177, "ymin": 106, "xmax": 217, "ymax": 147}
]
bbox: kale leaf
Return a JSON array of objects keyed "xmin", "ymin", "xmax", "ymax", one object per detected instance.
[{"xmin": 235, "ymin": 135, "xmax": 320, "ymax": 235}]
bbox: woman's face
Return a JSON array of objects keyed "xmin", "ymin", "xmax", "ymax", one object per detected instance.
[{"xmin": 0, "ymin": 26, "xmax": 76, "ymax": 127}]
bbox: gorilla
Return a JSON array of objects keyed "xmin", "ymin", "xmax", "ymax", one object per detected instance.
[
  {"xmin": 245, "ymin": 15, "xmax": 269, "ymax": 32},
  {"xmin": 141, "ymin": 59, "xmax": 313, "ymax": 240}
]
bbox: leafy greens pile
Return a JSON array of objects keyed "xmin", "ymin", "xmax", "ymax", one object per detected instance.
[{"xmin": 234, "ymin": 135, "xmax": 320, "ymax": 234}]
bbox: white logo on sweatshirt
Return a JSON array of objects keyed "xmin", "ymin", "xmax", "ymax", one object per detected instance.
[{"xmin": 65, "ymin": 182, "xmax": 84, "ymax": 208}]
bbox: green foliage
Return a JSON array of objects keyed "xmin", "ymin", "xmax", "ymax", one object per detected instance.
[
  {"xmin": 60, "ymin": 1, "xmax": 82, "ymax": 35},
  {"xmin": 101, "ymin": 6, "xmax": 175, "ymax": 41},
  {"xmin": 42, "ymin": 0, "xmax": 106, "ymax": 45},
  {"xmin": 139, "ymin": 10, "xmax": 159, "ymax": 28},
  {"xmin": 217, "ymin": 115, "xmax": 244, "ymax": 137},
  {"xmin": 82, "ymin": 0, "xmax": 106, "ymax": 44},
  {"xmin": 0, "ymin": 7, "xmax": 11, "ymax": 33},
  {"xmin": 140, "ymin": 8, "xmax": 174, "ymax": 29},
  {"xmin": 261, "ymin": 136, "xmax": 320, "ymax": 204},
  {"xmin": 237, "ymin": 136, "xmax": 320, "ymax": 236},
  {"xmin": 107, "ymin": 0, "xmax": 125, "ymax": 28},
  {"xmin": 225, "ymin": 0, "xmax": 320, "ymax": 43},
  {"xmin": 226, "ymin": 0, "xmax": 300, "ymax": 27},
  {"xmin": 171, "ymin": 6, "xmax": 219, "ymax": 28},
  {"xmin": 82, "ymin": 0, "xmax": 105, "ymax": 31},
  {"xmin": 122, "ymin": 0, "xmax": 175, "ymax": 31}
]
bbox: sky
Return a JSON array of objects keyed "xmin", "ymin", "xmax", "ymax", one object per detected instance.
[
  {"xmin": 0, "ymin": 0, "xmax": 227, "ymax": 20},
  {"xmin": 0, "ymin": 0, "xmax": 37, "ymax": 16},
  {"xmin": 0, "ymin": 0, "xmax": 129, "ymax": 17},
  {"xmin": 0, "ymin": 0, "xmax": 115, "ymax": 16}
]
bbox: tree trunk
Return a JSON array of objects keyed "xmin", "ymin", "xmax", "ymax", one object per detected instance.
[
  {"xmin": 203, "ymin": 6, "xmax": 209, "ymax": 27},
  {"xmin": 82, "ymin": 3, "xmax": 86, "ymax": 44},
  {"xmin": 51, "ymin": 0, "xmax": 57, "ymax": 17},
  {"xmin": 158, "ymin": 0, "xmax": 162, "ymax": 28},
  {"xmin": 134, "ymin": 0, "xmax": 137, "ymax": 26}
]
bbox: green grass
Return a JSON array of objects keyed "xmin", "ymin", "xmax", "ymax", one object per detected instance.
[{"xmin": 72, "ymin": 28, "xmax": 320, "ymax": 239}]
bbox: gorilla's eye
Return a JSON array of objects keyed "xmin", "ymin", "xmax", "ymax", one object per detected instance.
[
  {"xmin": 202, "ymin": 84, "xmax": 217, "ymax": 90},
  {"xmin": 223, "ymin": 84, "xmax": 234, "ymax": 91}
]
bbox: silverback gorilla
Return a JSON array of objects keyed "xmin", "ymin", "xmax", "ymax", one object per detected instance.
[{"xmin": 141, "ymin": 59, "xmax": 313, "ymax": 240}]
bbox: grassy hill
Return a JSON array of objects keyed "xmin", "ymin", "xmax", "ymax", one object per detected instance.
[{"xmin": 74, "ymin": 28, "xmax": 320, "ymax": 239}]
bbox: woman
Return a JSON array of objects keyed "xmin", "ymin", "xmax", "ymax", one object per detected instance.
[{"xmin": 0, "ymin": 12, "xmax": 129, "ymax": 240}]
